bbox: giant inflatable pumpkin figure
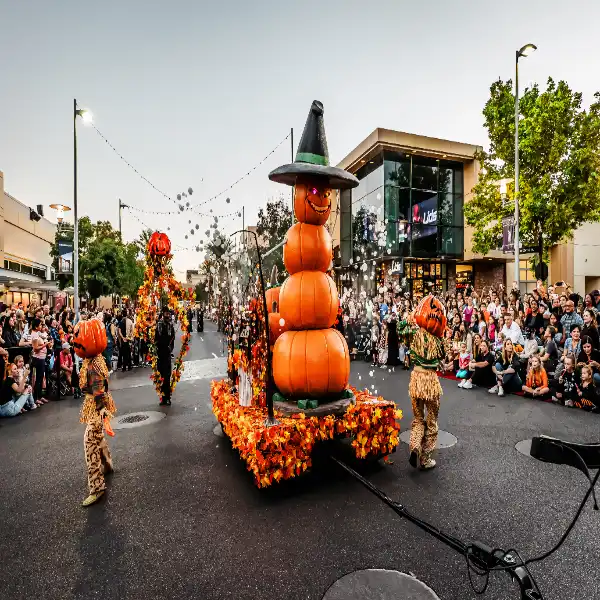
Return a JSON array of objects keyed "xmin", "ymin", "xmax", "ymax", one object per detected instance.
[
  {"xmin": 73, "ymin": 318, "xmax": 108, "ymax": 359},
  {"xmin": 268, "ymin": 100, "xmax": 358, "ymax": 400},
  {"xmin": 148, "ymin": 231, "xmax": 171, "ymax": 257}
]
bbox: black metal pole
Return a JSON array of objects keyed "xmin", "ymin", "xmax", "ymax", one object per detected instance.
[{"xmin": 230, "ymin": 229, "xmax": 276, "ymax": 425}]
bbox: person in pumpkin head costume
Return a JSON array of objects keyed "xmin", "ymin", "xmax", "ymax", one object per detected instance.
[
  {"xmin": 398, "ymin": 295, "xmax": 447, "ymax": 470},
  {"xmin": 73, "ymin": 315, "xmax": 117, "ymax": 507}
]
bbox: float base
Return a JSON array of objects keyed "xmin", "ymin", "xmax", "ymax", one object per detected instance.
[{"xmin": 211, "ymin": 380, "xmax": 402, "ymax": 488}]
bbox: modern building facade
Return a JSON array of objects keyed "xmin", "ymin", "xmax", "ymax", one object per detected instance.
[
  {"xmin": 0, "ymin": 170, "xmax": 58, "ymax": 308},
  {"xmin": 330, "ymin": 128, "xmax": 542, "ymax": 298}
]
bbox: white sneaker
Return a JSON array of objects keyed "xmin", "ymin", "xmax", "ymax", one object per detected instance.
[
  {"xmin": 488, "ymin": 385, "xmax": 498, "ymax": 394},
  {"xmin": 565, "ymin": 399, "xmax": 574, "ymax": 407},
  {"xmin": 463, "ymin": 380, "xmax": 473, "ymax": 389},
  {"xmin": 458, "ymin": 380, "xmax": 465, "ymax": 388},
  {"xmin": 498, "ymin": 386, "xmax": 505, "ymax": 397}
]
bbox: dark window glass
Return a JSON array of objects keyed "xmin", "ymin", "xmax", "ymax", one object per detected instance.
[
  {"xmin": 440, "ymin": 227, "xmax": 464, "ymax": 258},
  {"xmin": 384, "ymin": 157, "xmax": 410, "ymax": 188},
  {"xmin": 411, "ymin": 156, "xmax": 438, "ymax": 191},
  {"xmin": 340, "ymin": 189, "xmax": 352, "ymax": 266},
  {"xmin": 411, "ymin": 225, "xmax": 438, "ymax": 257}
]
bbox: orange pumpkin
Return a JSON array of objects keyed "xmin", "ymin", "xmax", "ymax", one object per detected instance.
[
  {"xmin": 283, "ymin": 222, "xmax": 332, "ymax": 274},
  {"xmin": 72, "ymin": 318, "xmax": 107, "ymax": 359},
  {"xmin": 268, "ymin": 312, "xmax": 290, "ymax": 343},
  {"xmin": 294, "ymin": 177, "xmax": 332, "ymax": 225},
  {"xmin": 148, "ymin": 231, "xmax": 171, "ymax": 256},
  {"xmin": 273, "ymin": 329, "xmax": 350, "ymax": 397},
  {"xmin": 265, "ymin": 286, "xmax": 281, "ymax": 313},
  {"xmin": 414, "ymin": 294, "xmax": 447, "ymax": 338},
  {"xmin": 279, "ymin": 271, "xmax": 339, "ymax": 330}
]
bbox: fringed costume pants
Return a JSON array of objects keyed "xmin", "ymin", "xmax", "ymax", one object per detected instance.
[
  {"xmin": 84, "ymin": 420, "xmax": 112, "ymax": 495},
  {"xmin": 408, "ymin": 368, "xmax": 442, "ymax": 456}
]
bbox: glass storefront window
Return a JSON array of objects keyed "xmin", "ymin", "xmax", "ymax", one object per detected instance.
[
  {"xmin": 350, "ymin": 150, "xmax": 465, "ymax": 263},
  {"xmin": 405, "ymin": 261, "xmax": 448, "ymax": 298},
  {"xmin": 411, "ymin": 157, "xmax": 438, "ymax": 191}
]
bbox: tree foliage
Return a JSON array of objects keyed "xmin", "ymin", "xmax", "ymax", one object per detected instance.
[
  {"xmin": 51, "ymin": 219, "xmax": 144, "ymax": 300},
  {"xmin": 256, "ymin": 196, "xmax": 293, "ymax": 284},
  {"xmin": 466, "ymin": 78, "xmax": 600, "ymax": 271}
]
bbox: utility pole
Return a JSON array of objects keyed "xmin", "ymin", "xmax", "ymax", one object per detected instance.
[
  {"xmin": 73, "ymin": 99, "xmax": 79, "ymax": 319},
  {"xmin": 118, "ymin": 199, "xmax": 128, "ymax": 237},
  {"xmin": 242, "ymin": 206, "xmax": 245, "ymax": 248}
]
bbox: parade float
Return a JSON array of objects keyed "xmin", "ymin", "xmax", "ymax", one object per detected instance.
[
  {"xmin": 211, "ymin": 101, "xmax": 402, "ymax": 488},
  {"xmin": 134, "ymin": 231, "xmax": 195, "ymax": 399}
]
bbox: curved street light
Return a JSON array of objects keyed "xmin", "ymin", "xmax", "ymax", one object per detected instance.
[{"xmin": 513, "ymin": 43, "xmax": 537, "ymax": 291}]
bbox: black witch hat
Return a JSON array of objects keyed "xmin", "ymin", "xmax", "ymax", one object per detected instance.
[{"xmin": 269, "ymin": 100, "xmax": 359, "ymax": 190}]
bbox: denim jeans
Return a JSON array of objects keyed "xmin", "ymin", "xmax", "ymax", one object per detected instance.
[
  {"xmin": 0, "ymin": 394, "xmax": 29, "ymax": 417},
  {"xmin": 494, "ymin": 363, "xmax": 523, "ymax": 392},
  {"xmin": 594, "ymin": 373, "xmax": 600, "ymax": 387}
]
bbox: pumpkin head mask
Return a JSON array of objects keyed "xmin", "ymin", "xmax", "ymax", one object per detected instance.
[
  {"xmin": 148, "ymin": 231, "xmax": 172, "ymax": 257},
  {"xmin": 414, "ymin": 295, "xmax": 447, "ymax": 338},
  {"xmin": 294, "ymin": 177, "xmax": 332, "ymax": 226},
  {"xmin": 72, "ymin": 318, "xmax": 108, "ymax": 359}
]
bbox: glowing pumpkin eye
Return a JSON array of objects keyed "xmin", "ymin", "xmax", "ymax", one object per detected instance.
[{"xmin": 311, "ymin": 188, "xmax": 318, "ymax": 195}]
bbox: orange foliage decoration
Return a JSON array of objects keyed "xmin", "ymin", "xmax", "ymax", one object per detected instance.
[
  {"xmin": 134, "ymin": 233, "xmax": 195, "ymax": 398},
  {"xmin": 211, "ymin": 379, "xmax": 402, "ymax": 488}
]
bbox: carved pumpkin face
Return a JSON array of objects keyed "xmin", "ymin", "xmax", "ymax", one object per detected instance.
[
  {"xmin": 148, "ymin": 232, "xmax": 171, "ymax": 257},
  {"xmin": 72, "ymin": 318, "xmax": 107, "ymax": 359},
  {"xmin": 414, "ymin": 295, "xmax": 447, "ymax": 338},
  {"xmin": 294, "ymin": 178, "xmax": 332, "ymax": 225}
]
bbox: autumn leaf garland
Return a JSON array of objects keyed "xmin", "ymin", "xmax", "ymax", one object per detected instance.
[{"xmin": 212, "ymin": 379, "xmax": 402, "ymax": 488}]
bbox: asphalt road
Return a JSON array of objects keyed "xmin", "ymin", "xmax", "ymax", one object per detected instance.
[{"xmin": 0, "ymin": 320, "xmax": 597, "ymax": 600}]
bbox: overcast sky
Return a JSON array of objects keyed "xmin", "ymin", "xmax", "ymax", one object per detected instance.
[{"xmin": 1, "ymin": 0, "xmax": 599, "ymax": 277}]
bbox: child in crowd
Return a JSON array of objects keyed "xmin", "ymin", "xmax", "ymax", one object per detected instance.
[
  {"xmin": 554, "ymin": 354, "xmax": 578, "ymax": 407},
  {"xmin": 493, "ymin": 332, "xmax": 505, "ymax": 355},
  {"xmin": 574, "ymin": 365, "xmax": 598, "ymax": 412},
  {"xmin": 522, "ymin": 355, "xmax": 550, "ymax": 400},
  {"xmin": 456, "ymin": 342, "xmax": 471, "ymax": 380},
  {"xmin": 487, "ymin": 315, "xmax": 496, "ymax": 344}
]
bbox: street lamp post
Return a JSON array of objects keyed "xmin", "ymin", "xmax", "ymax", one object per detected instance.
[
  {"xmin": 73, "ymin": 99, "xmax": 93, "ymax": 320},
  {"xmin": 514, "ymin": 43, "xmax": 537, "ymax": 292}
]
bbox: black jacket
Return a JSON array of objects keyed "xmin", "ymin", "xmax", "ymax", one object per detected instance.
[{"xmin": 155, "ymin": 319, "xmax": 175, "ymax": 354}]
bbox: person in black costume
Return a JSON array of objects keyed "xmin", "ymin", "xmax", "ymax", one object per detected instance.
[
  {"xmin": 186, "ymin": 306, "xmax": 194, "ymax": 333},
  {"xmin": 386, "ymin": 314, "xmax": 400, "ymax": 366},
  {"xmin": 197, "ymin": 305, "xmax": 204, "ymax": 333},
  {"xmin": 155, "ymin": 307, "xmax": 175, "ymax": 406}
]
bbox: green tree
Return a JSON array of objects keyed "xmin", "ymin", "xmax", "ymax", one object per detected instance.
[
  {"xmin": 51, "ymin": 218, "xmax": 143, "ymax": 299},
  {"xmin": 466, "ymin": 78, "xmax": 600, "ymax": 274},
  {"xmin": 118, "ymin": 242, "xmax": 145, "ymax": 298},
  {"xmin": 135, "ymin": 228, "xmax": 154, "ymax": 256},
  {"xmin": 256, "ymin": 196, "xmax": 292, "ymax": 283},
  {"xmin": 50, "ymin": 216, "xmax": 94, "ymax": 291}
]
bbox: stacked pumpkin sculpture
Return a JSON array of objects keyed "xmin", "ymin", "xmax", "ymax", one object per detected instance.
[{"xmin": 269, "ymin": 100, "xmax": 359, "ymax": 404}]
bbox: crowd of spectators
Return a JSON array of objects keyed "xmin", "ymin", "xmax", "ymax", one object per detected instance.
[
  {"xmin": 340, "ymin": 280, "xmax": 600, "ymax": 413},
  {"xmin": 0, "ymin": 302, "xmax": 154, "ymax": 419}
]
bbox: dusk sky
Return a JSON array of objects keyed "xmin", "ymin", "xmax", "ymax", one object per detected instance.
[{"xmin": 1, "ymin": 0, "xmax": 599, "ymax": 278}]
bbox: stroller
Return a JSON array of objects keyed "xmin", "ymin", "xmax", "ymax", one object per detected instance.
[{"xmin": 352, "ymin": 321, "xmax": 372, "ymax": 362}]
